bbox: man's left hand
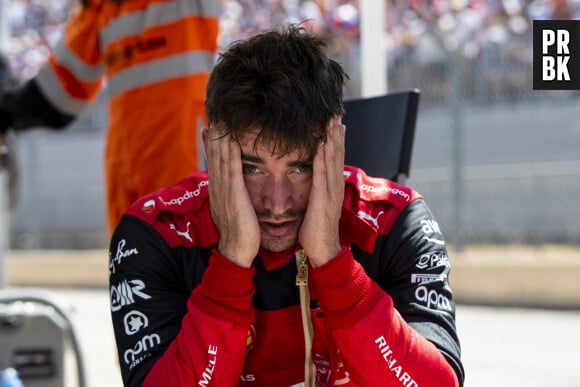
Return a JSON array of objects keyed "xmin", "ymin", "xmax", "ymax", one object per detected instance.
[{"xmin": 299, "ymin": 116, "xmax": 345, "ymax": 267}]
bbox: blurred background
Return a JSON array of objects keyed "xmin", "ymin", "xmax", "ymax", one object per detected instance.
[
  {"xmin": 1, "ymin": 0, "xmax": 579, "ymax": 250},
  {"xmin": 1, "ymin": 1, "xmax": 580, "ymax": 386}
]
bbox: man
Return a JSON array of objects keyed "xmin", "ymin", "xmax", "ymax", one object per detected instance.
[
  {"xmin": 0, "ymin": 0, "xmax": 222, "ymax": 234},
  {"xmin": 109, "ymin": 24, "xmax": 464, "ymax": 386}
]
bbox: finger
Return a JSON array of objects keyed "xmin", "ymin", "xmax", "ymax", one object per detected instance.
[
  {"xmin": 324, "ymin": 119, "xmax": 345, "ymax": 194},
  {"xmin": 206, "ymin": 126, "xmax": 225, "ymax": 172},
  {"xmin": 311, "ymin": 140, "xmax": 326, "ymax": 192},
  {"xmin": 228, "ymin": 138, "xmax": 244, "ymax": 185},
  {"xmin": 209, "ymin": 127, "xmax": 237, "ymax": 181},
  {"xmin": 207, "ymin": 127, "xmax": 234, "ymax": 222},
  {"xmin": 217, "ymin": 128, "xmax": 232, "ymax": 171},
  {"xmin": 326, "ymin": 116, "xmax": 345, "ymax": 155}
]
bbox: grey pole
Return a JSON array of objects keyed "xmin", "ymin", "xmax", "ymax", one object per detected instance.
[
  {"xmin": 0, "ymin": 0, "xmax": 8, "ymax": 288},
  {"xmin": 0, "ymin": 146, "xmax": 7, "ymax": 289},
  {"xmin": 360, "ymin": 0, "xmax": 387, "ymax": 97}
]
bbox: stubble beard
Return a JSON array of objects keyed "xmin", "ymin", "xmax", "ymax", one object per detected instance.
[{"xmin": 259, "ymin": 230, "xmax": 298, "ymax": 253}]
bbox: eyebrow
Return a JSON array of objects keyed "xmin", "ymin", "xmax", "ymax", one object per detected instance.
[
  {"xmin": 241, "ymin": 152, "xmax": 312, "ymax": 167},
  {"xmin": 241, "ymin": 153, "xmax": 264, "ymax": 164}
]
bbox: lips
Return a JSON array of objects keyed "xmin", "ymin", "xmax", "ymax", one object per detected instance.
[{"xmin": 259, "ymin": 220, "xmax": 298, "ymax": 237}]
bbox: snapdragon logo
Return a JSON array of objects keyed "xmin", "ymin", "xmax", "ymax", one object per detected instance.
[
  {"xmin": 159, "ymin": 180, "xmax": 208, "ymax": 206},
  {"xmin": 360, "ymin": 184, "xmax": 410, "ymax": 201}
]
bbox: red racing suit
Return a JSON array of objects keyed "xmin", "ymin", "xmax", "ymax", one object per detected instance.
[{"xmin": 109, "ymin": 165, "xmax": 464, "ymax": 386}]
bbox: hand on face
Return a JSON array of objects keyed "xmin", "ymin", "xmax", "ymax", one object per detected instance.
[
  {"xmin": 299, "ymin": 116, "xmax": 345, "ymax": 267},
  {"xmin": 205, "ymin": 125, "xmax": 260, "ymax": 268},
  {"xmin": 205, "ymin": 117, "xmax": 345, "ymax": 269}
]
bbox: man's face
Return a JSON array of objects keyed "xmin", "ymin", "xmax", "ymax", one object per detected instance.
[{"xmin": 238, "ymin": 131, "xmax": 313, "ymax": 253}]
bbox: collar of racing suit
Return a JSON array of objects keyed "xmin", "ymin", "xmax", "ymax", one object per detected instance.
[
  {"xmin": 257, "ymin": 206, "xmax": 377, "ymax": 272},
  {"xmin": 253, "ymin": 207, "xmax": 375, "ymax": 386}
]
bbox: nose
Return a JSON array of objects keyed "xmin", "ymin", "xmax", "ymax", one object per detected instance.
[{"xmin": 262, "ymin": 175, "xmax": 293, "ymax": 216}]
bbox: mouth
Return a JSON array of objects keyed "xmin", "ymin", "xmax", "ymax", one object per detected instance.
[{"xmin": 259, "ymin": 220, "xmax": 298, "ymax": 237}]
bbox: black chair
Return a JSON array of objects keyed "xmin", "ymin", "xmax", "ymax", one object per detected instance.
[{"xmin": 343, "ymin": 89, "xmax": 420, "ymax": 185}]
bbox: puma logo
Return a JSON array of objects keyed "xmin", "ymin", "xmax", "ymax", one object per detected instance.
[
  {"xmin": 170, "ymin": 222, "xmax": 192, "ymax": 243},
  {"xmin": 357, "ymin": 210, "xmax": 384, "ymax": 228}
]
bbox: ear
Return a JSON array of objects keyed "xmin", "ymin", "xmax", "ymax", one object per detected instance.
[{"xmin": 201, "ymin": 126, "xmax": 210, "ymax": 153}]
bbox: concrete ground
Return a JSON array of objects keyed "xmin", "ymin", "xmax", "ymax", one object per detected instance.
[
  {"xmin": 2, "ymin": 245, "xmax": 580, "ymax": 386},
  {"xmin": 2, "ymin": 288, "xmax": 579, "ymax": 387}
]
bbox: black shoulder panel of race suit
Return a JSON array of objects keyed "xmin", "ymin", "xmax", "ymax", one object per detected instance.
[{"xmin": 370, "ymin": 199, "xmax": 465, "ymax": 386}]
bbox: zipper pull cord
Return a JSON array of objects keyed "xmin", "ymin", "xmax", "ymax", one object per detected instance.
[
  {"xmin": 296, "ymin": 249, "xmax": 308, "ymax": 286},
  {"xmin": 296, "ymin": 249, "xmax": 315, "ymax": 386}
]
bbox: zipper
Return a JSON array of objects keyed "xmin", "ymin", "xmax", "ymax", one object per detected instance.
[{"xmin": 296, "ymin": 249, "xmax": 315, "ymax": 386}]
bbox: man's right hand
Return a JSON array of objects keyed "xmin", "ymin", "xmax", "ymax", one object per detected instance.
[{"xmin": 205, "ymin": 125, "xmax": 260, "ymax": 268}]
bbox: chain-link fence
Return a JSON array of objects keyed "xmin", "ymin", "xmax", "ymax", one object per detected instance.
[{"xmin": 385, "ymin": 17, "xmax": 580, "ymax": 248}]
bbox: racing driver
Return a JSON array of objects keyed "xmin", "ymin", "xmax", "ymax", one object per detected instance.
[{"xmin": 109, "ymin": 23, "xmax": 465, "ymax": 387}]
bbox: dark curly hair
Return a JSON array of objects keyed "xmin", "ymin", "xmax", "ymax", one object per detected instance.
[{"xmin": 205, "ymin": 23, "xmax": 348, "ymax": 157}]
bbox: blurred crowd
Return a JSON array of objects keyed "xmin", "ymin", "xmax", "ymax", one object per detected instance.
[
  {"xmin": 2, "ymin": 0, "xmax": 580, "ymax": 95},
  {"xmin": 2, "ymin": 0, "xmax": 73, "ymax": 84}
]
